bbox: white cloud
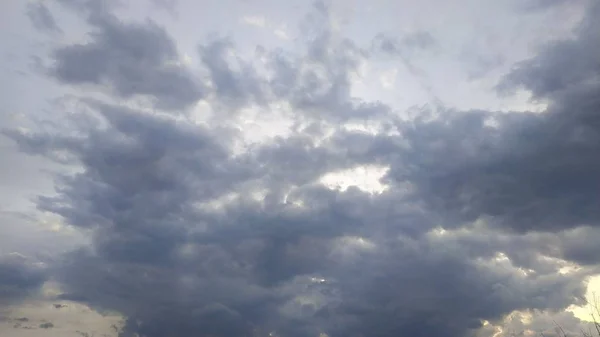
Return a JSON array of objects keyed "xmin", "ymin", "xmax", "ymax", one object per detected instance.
[
  {"xmin": 242, "ymin": 15, "xmax": 267, "ymax": 28},
  {"xmin": 274, "ymin": 27, "xmax": 290, "ymax": 40}
]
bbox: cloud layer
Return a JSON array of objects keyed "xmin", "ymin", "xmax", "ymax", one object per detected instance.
[{"xmin": 3, "ymin": 1, "xmax": 600, "ymax": 337}]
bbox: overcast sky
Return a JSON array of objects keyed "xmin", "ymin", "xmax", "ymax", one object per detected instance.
[{"xmin": 1, "ymin": 0, "xmax": 600, "ymax": 336}]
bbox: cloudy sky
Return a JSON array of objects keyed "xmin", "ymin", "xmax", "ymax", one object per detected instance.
[{"xmin": 2, "ymin": 0, "xmax": 600, "ymax": 336}]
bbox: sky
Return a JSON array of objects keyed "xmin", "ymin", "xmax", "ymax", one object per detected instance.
[{"xmin": 1, "ymin": 0, "xmax": 600, "ymax": 336}]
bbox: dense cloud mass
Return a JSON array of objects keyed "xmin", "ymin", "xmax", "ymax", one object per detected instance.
[
  {"xmin": 3, "ymin": 0, "xmax": 600, "ymax": 337},
  {"xmin": 401, "ymin": 2, "xmax": 600, "ymax": 233},
  {"xmin": 0, "ymin": 254, "xmax": 47, "ymax": 305},
  {"xmin": 49, "ymin": 2, "xmax": 203, "ymax": 110}
]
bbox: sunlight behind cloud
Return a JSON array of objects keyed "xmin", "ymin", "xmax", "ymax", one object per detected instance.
[
  {"xmin": 319, "ymin": 165, "xmax": 389, "ymax": 194},
  {"xmin": 569, "ymin": 275, "xmax": 600, "ymax": 322}
]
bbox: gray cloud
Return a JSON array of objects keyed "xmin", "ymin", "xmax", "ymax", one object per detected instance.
[
  {"xmin": 325, "ymin": 238, "xmax": 586, "ymax": 337},
  {"xmin": 389, "ymin": 2, "xmax": 600, "ymax": 234},
  {"xmin": 200, "ymin": 37, "xmax": 268, "ymax": 110},
  {"xmin": 49, "ymin": 12, "xmax": 203, "ymax": 110},
  {"xmin": 26, "ymin": 2, "xmax": 62, "ymax": 34},
  {"xmin": 4, "ymin": 1, "xmax": 600, "ymax": 337},
  {"xmin": 260, "ymin": 2, "xmax": 379, "ymax": 122},
  {"xmin": 8, "ymin": 65, "xmax": 587, "ymax": 337},
  {"xmin": 0, "ymin": 254, "xmax": 47, "ymax": 305},
  {"xmin": 557, "ymin": 227, "xmax": 600, "ymax": 266}
]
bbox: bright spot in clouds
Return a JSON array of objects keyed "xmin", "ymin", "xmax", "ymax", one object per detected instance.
[
  {"xmin": 320, "ymin": 165, "xmax": 389, "ymax": 194},
  {"xmin": 2, "ymin": 1, "xmax": 600, "ymax": 337}
]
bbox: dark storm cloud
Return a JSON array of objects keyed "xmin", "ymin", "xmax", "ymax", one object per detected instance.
[
  {"xmin": 557, "ymin": 227, "xmax": 600, "ymax": 266},
  {"xmin": 26, "ymin": 2, "xmax": 62, "ymax": 34},
  {"xmin": 389, "ymin": 2, "xmax": 600, "ymax": 233},
  {"xmin": 6, "ymin": 1, "xmax": 600, "ymax": 337},
  {"xmin": 0, "ymin": 254, "xmax": 47, "ymax": 304},
  {"xmin": 8, "ymin": 78, "xmax": 588, "ymax": 337},
  {"xmin": 49, "ymin": 11, "xmax": 203, "ymax": 110},
  {"xmin": 324, "ymin": 237, "xmax": 586, "ymax": 337},
  {"xmin": 6, "ymin": 98, "xmax": 249, "ymax": 231}
]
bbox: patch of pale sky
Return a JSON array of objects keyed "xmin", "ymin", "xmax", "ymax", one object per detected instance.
[
  {"xmin": 241, "ymin": 14, "xmax": 292, "ymax": 41},
  {"xmin": 225, "ymin": 102, "xmax": 296, "ymax": 156},
  {"xmin": 193, "ymin": 191, "xmax": 241, "ymax": 213},
  {"xmin": 273, "ymin": 27, "xmax": 290, "ymax": 40},
  {"xmin": 0, "ymin": 298, "xmax": 123, "ymax": 337},
  {"xmin": 1, "ymin": 280, "xmax": 123, "ymax": 336},
  {"xmin": 282, "ymin": 187, "xmax": 306, "ymax": 209},
  {"xmin": 319, "ymin": 165, "xmax": 389, "ymax": 194},
  {"xmin": 379, "ymin": 67, "xmax": 398, "ymax": 89},
  {"xmin": 186, "ymin": 162, "xmax": 394, "ymax": 218},
  {"xmin": 334, "ymin": 236, "xmax": 377, "ymax": 254}
]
